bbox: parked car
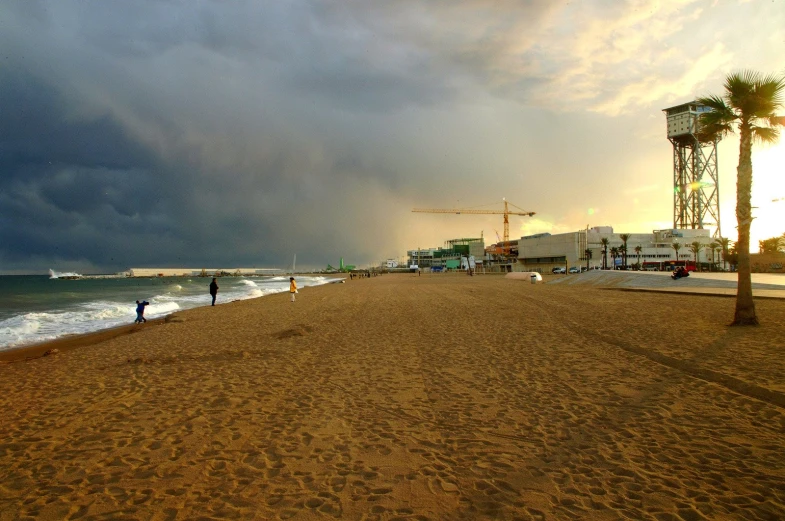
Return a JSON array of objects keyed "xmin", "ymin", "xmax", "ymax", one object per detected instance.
[
  {"xmin": 568, "ymin": 266, "xmax": 580, "ymax": 274},
  {"xmin": 552, "ymin": 267, "xmax": 566, "ymax": 274}
]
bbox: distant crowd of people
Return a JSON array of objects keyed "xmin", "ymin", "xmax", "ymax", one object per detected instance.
[{"xmin": 348, "ymin": 271, "xmax": 379, "ymax": 279}]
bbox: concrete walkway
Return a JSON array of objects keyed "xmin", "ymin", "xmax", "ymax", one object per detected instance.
[{"xmin": 547, "ymin": 270, "xmax": 785, "ymax": 299}]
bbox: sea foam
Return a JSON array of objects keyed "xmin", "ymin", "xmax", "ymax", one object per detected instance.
[
  {"xmin": 0, "ymin": 275, "xmax": 341, "ymax": 350},
  {"xmin": 49, "ymin": 269, "xmax": 83, "ymax": 279}
]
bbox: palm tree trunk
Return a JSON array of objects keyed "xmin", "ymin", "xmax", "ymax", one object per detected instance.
[{"xmin": 734, "ymin": 120, "xmax": 758, "ymax": 325}]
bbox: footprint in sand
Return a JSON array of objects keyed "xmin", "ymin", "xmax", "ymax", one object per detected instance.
[
  {"xmin": 329, "ymin": 475, "xmax": 346, "ymax": 492},
  {"xmin": 274, "ymin": 324, "xmax": 314, "ymax": 339}
]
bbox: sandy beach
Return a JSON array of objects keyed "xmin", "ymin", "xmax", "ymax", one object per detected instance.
[{"xmin": 1, "ymin": 273, "xmax": 783, "ymax": 520}]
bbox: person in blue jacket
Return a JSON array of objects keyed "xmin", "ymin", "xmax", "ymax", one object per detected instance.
[{"xmin": 135, "ymin": 300, "xmax": 150, "ymax": 323}]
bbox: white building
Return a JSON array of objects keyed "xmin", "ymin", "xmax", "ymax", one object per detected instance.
[{"xmin": 517, "ymin": 227, "xmax": 716, "ymax": 272}]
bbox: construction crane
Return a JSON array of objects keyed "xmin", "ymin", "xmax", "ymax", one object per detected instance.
[{"xmin": 412, "ymin": 199, "xmax": 535, "ymax": 255}]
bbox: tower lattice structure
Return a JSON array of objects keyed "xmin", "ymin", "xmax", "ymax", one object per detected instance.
[{"xmin": 663, "ymin": 101, "xmax": 721, "ymax": 239}]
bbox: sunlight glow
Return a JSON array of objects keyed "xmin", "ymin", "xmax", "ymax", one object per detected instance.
[{"xmin": 750, "ymin": 142, "xmax": 785, "ymax": 250}]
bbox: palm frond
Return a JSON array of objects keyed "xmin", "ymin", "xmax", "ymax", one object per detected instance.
[
  {"xmin": 768, "ymin": 115, "xmax": 785, "ymax": 127},
  {"xmin": 725, "ymin": 70, "xmax": 760, "ymax": 110},
  {"xmin": 697, "ymin": 96, "xmax": 735, "ymax": 129},
  {"xmin": 741, "ymin": 72, "xmax": 784, "ymax": 119},
  {"xmin": 696, "ymin": 96, "xmax": 736, "ymax": 141},
  {"xmin": 748, "ymin": 73, "xmax": 785, "ymax": 127},
  {"xmin": 696, "ymin": 95, "xmax": 729, "ymax": 112},
  {"xmin": 756, "ymin": 73, "xmax": 785, "ymax": 106},
  {"xmin": 698, "ymin": 118, "xmax": 734, "ymax": 141},
  {"xmin": 751, "ymin": 125, "xmax": 780, "ymax": 144}
]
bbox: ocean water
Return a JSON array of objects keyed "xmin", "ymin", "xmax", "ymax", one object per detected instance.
[{"xmin": 0, "ymin": 272, "xmax": 340, "ymax": 351}]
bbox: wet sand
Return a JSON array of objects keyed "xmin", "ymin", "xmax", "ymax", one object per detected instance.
[{"xmin": 1, "ymin": 273, "xmax": 783, "ymax": 520}]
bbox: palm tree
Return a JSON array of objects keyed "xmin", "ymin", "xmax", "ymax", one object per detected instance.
[
  {"xmin": 714, "ymin": 243, "xmax": 722, "ymax": 270},
  {"xmin": 709, "ymin": 241, "xmax": 720, "ymax": 271},
  {"xmin": 634, "ymin": 245, "xmax": 643, "ymax": 270},
  {"xmin": 689, "ymin": 241, "xmax": 703, "ymax": 270},
  {"xmin": 610, "ymin": 246, "xmax": 619, "ymax": 270},
  {"xmin": 698, "ymin": 70, "xmax": 785, "ymax": 325},
  {"xmin": 584, "ymin": 248, "xmax": 593, "ymax": 271},
  {"xmin": 619, "ymin": 234, "xmax": 631, "ymax": 268},
  {"xmin": 600, "ymin": 237, "xmax": 609, "ymax": 270},
  {"xmin": 719, "ymin": 237, "xmax": 732, "ymax": 271},
  {"xmin": 672, "ymin": 241, "xmax": 682, "ymax": 269},
  {"xmin": 759, "ymin": 236, "xmax": 785, "ymax": 253},
  {"xmin": 727, "ymin": 243, "xmax": 739, "ymax": 268}
]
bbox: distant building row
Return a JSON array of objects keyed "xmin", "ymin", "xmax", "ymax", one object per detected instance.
[{"xmin": 407, "ymin": 227, "xmax": 720, "ymax": 272}]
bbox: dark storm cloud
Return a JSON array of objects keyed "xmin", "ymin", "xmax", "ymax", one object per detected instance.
[
  {"xmin": 3, "ymin": 1, "xmax": 782, "ymax": 272},
  {"xmin": 0, "ymin": 70, "xmax": 155, "ymax": 179},
  {"xmin": 55, "ymin": 0, "xmax": 555, "ymax": 112},
  {"xmin": 0, "ymin": 54, "xmax": 402, "ymax": 271},
  {"xmin": 0, "ymin": 67, "xmax": 171, "ymax": 265},
  {"xmin": 3, "ymin": 0, "xmax": 480, "ymax": 272}
]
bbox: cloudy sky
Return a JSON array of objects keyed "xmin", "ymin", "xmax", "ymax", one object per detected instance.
[{"xmin": 2, "ymin": 0, "xmax": 783, "ymax": 273}]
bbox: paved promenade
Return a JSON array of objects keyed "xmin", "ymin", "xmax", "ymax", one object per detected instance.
[{"xmin": 549, "ymin": 270, "xmax": 785, "ymax": 299}]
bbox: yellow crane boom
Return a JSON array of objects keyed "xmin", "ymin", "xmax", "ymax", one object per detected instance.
[{"xmin": 412, "ymin": 200, "xmax": 535, "ymax": 247}]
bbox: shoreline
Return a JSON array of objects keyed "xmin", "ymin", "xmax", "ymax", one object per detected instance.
[
  {"xmin": 0, "ymin": 316, "xmax": 168, "ymax": 363},
  {"xmin": 0, "ymin": 274, "xmax": 347, "ymax": 361}
]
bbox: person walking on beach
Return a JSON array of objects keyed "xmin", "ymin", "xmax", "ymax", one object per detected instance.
[
  {"xmin": 134, "ymin": 300, "xmax": 149, "ymax": 323},
  {"xmin": 209, "ymin": 278, "xmax": 219, "ymax": 306},
  {"xmin": 289, "ymin": 277, "xmax": 297, "ymax": 302}
]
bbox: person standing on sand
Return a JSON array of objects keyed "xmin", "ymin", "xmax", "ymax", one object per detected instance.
[
  {"xmin": 289, "ymin": 277, "xmax": 297, "ymax": 302},
  {"xmin": 209, "ymin": 278, "xmax": 219, "ymax": 306},
  {"xmin": 134, "ymin": 300, "xmax": 149, "ymax": 323}
]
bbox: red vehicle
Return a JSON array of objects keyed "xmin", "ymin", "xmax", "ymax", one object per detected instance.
[{"xmin": 665, "ymin": 260, "xmax": 697, "ymax": 272}]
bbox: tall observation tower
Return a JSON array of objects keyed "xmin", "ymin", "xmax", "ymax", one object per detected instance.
[{"xmin": 663, "ymin": 101, "xmax": 721, "ymax": 238}]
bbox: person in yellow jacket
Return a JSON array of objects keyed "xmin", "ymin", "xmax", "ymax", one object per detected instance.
[{"xmin": 289, "ymin": 277, "xmax": 297, "ymax": 302}]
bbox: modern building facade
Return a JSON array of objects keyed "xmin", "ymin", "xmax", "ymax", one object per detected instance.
[{"xmin": 517, "ymin": 227, "xmax": 714, "ymax": 272}]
